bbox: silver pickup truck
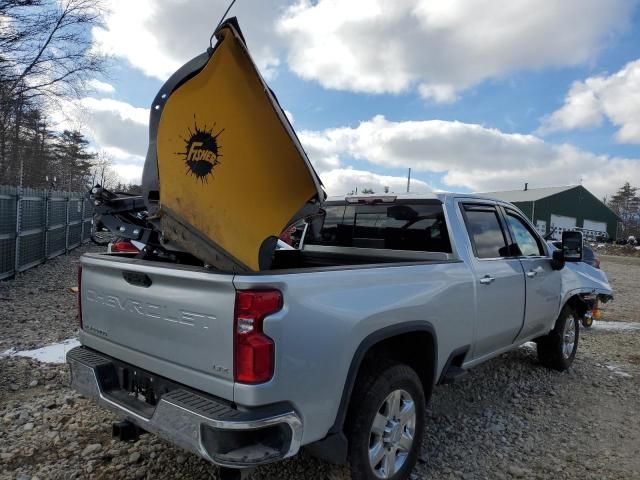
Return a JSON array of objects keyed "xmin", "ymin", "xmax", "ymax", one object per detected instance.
[
  {"xmin": 68, "ymin": 193, "xmax": 612, "ymax": 480},
  {"xmin": 68, "ymin": 18, "xmax": 613, "ymax": 480}
]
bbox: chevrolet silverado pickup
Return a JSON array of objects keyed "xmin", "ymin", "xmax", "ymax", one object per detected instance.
[
  {"xmin": 67, "ymin": 18, "xmax": 613, "ymax": 480},
  {"xmin": 68, "ymin": 193, "xmax": 613, "ymax": 480}
]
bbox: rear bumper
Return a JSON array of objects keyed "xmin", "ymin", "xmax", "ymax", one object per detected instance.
[{"xmin": 67, "ymin": 346, "xmax": 302, "ymax": 468}]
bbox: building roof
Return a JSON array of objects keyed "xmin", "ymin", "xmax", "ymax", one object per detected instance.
[{"xmin": 479, "ymin": 185, "xmax": 577, "ymax": 203}]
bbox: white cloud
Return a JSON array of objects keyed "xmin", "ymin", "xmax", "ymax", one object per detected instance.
[
  {"xmin": 48, "ymin": 92, "xmax": 638, "ymax": 198},
  {"xmin": 284, "ymin": 109, "xmax": 295, "ymax": 124},
  {"xmin": 320, "ymin": 168, "xmax": 430, "ymax": 196},
  {"xmin": 111, "ymin": 162, "xmax": 144, "ymax": 184},
  {"xmin": 94, "ymin": 1, "xmax": 634, "ymax": 101},
  {"xmin": 77, "ymin": 98, "xmax": 149, "ymax": 157},
  {"xmin": 300, "ymin": 115, "xmax": 640, "ymax": 198},
  {"xmin": 539, "ymin": 59, "xmax": 640, "ymax": 143},
  {"xmin": 48, "ymin": 95, "xmax": 148, "ymax": 184},
  {"xmin": 298, "ymin": 129, "xmax": 342, "ymax": 172},
  {"xmin": 418, "ymin": 83, "xmax": 458, "ymax": 104},
  {"xmin": 277, "ymin": 0, "xmax": 633, "ymax": 99},
  {"xmin": 79, "ymin": 98, "xmax": 148, "ymax": 125},
  {"xmin": 87, "ymin": 79, "xmax": 115, "ymax": 93},
  {"xmin": 93, "ymin": 0, "xmax": 286, "ymax": 81}
]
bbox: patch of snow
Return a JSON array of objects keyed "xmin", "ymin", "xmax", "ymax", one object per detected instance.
[
  {"xmin": 590, "ymin": 321, "xmax": 640, "ymax": 332},
  {"xmin": 605, "ymin": 364, "xmax": 633, "ymax": 379},
  {"xmin": 521, "ymin": 341, "xmax": 537, "ymax": 350},
  {"xmin": 4, "ymin": 338, "xmax": 80, "ymax": 364}
]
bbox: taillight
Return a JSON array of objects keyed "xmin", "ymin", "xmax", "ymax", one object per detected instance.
[
  {"xmin": 234, "ymin": 290, "xmax": 282, "ymax": 384},
  {"xmin": 77, "ymin": 266, "xmax": 83, "ymax": 328},
  {"xmin": 111, "ymin": 239, "xmax": 140, "ymax": 253}
]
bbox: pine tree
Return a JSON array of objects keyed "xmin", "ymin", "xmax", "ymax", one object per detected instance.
[
  {"xmin": 52, "ymin": 130, "xmax": 95, "ymax": 191},
  {"xmin": 607, "ymin": 182, "xmax": 640, "ymax": 238}
]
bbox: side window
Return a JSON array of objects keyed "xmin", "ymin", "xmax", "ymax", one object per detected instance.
[
  {"xmin": 505, "ymin": 211, "xmax": 544, "ymax": 256},
  {"xmin": 463, "ymin": 206, "xmax": 509, "ymax": 259}
]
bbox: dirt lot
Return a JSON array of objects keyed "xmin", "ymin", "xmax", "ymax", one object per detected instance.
[
  {"xmin": 597, "ymin": 255, "xmax": 640, "ymax": 322},
  {"xmin": 1, "ymin": 250, "xmax": 639, "ymax": 480}
]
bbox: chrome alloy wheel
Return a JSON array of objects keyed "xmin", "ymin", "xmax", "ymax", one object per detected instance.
[
  {"xmin": 368, "ymin": 389, "xmax": 416, "ymax": 479},
  {"xmin": 563, "ymin": 314, "xmax": 576, "ymax": 359}
]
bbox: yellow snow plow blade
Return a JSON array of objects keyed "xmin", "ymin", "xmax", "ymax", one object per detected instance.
[{"xmin": 154, "ymin": 20, "xmax": 323, "ymax": 271}]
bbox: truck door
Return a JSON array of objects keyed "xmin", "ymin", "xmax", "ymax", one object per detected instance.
[
  {"xmin": 460, "ymin": 203, "xmax": 526, "ymax": 360},
  {"xmin": 501, "ymin": 207, "xmax": 561, "ymax": 340}
]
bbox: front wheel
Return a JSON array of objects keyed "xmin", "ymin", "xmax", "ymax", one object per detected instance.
[
  {"xmin": 537, "ymin": 306, "xmax": 579, "ymax": 371},
  {"xmin": 346, "ymin": 361, "xmax": 425, "ymax": 480}
]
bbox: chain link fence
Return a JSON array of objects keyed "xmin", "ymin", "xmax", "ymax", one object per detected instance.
[{"xmin": 0, "ymin": 185, "xmax": 94, "ymax": 280}]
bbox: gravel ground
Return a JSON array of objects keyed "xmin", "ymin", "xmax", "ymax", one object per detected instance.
[
  {"xmin": 0, "ymin": 245, "xmax": 101, "ymax": 352},
  {"xmin": 597, "ymin": 256, "xmax": 640, "ymax": 322},
  {"xmin": 1, "ymin": 250, "xmax": 639, "ymax": 480}
]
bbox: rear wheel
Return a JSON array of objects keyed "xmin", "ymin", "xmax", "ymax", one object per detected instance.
[
  {"xmin": 346, "ymin": 361, "xmax": 425, "ymax": 480},
  {"xmin": 537, "ymin": 306, "xmax": 579, "ymax": 371}
]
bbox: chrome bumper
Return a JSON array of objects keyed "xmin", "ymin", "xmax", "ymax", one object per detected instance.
[{"xmin": 67, "ymin": 346, "xmax": 302, "ymax": 468}]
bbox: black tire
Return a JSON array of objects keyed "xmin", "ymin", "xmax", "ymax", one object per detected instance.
[
  {"xmin": 346, "ymin": 360, "xmax": 425, "ymax": 480},
  {"xmin": 537, "ymin": 306, "xmax": 579, "ymax": 371}
]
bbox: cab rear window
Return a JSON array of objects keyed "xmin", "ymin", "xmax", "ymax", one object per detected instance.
[{"xmin": 307, "ymin": 202, "xmax": 452, "ymax": 253}]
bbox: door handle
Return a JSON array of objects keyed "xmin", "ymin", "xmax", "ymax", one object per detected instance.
[
  {"xmin": 526, "ymin": 266, "xmax": 544, "ymax": 278},
  {"xmin": 479, "ymin": 275, "xmax": 495, "ymax": 285}
]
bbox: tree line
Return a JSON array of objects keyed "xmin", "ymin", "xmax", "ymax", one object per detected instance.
[
  {"xmin": 0, "ymin": 0, "xmax": 110, "ymax": 191},
  {"xmin": 606, "ymin": 182, "xmax": 640, "ymax": 239}
]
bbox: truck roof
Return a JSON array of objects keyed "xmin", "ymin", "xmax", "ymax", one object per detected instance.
[{"xmin": 325, "ymin": 192, "xmax": 508, "ymax": 204}]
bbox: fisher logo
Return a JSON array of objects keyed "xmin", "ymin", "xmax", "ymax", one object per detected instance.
[{"xmin": 178, "ymin": 115, "xmax": 224, "ymax": 182}]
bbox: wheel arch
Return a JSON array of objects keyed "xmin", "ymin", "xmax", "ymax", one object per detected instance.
[
  {"xmin": 328, "ymin": 321, "xmax": 438, "ymax": 436},
  {"xmin": 561, "ymin": 293, "xmax": 590, "ymax": 319}
]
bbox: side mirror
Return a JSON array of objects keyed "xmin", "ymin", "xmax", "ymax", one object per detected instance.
[
  {"xmin": 551, "ymin": 249, "xmax": 565, "ymax": 270},
  {"xmin": 562, "ymin": 231, "xmax": 583, "ymax": 262}
]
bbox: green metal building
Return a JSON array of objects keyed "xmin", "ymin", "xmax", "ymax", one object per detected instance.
[{"xmin": 483, "ymin": 185, "xmax": 619, "ymax": 239}]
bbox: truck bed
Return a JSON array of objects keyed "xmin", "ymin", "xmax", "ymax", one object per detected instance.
[{"xmin": 78, "ymin": 250, "xmax": 473, "ymax": 445}]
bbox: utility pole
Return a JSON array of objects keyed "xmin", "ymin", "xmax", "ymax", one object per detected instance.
[{"xmin": 406, "ymin": 168, "xmax": 411, "ymax": 193}]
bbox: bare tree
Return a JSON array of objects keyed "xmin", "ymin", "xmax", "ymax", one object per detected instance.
[
  {"xmin": 90, "ymin": 151, "xmax": 120, "ymax": 189},
  {"xmin": 0, "ymin": 0, "xmax": 106, "ymax": 186},
  {"xmin": 1, "ymin": 0, "xmax": 104, "ymax": 100}
]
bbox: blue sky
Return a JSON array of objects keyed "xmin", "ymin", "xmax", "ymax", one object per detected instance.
[{"xmin": 71, "ymin": 0, "xmax": 640, "ymax": 199}]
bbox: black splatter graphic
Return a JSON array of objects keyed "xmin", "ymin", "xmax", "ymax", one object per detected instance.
[{"xmin": 177, "ymin": 116, "xmax": 224, "ymax": 183}]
